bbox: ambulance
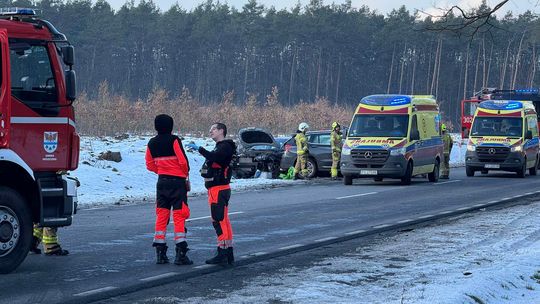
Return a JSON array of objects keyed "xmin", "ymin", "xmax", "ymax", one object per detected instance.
[
  {"xmin": 340, "ymin": 95, "xmax": 443, "ymax": 185},
  {"xmin": 465, "ymin": 100, "xmax": 539, "ymax": 177}
]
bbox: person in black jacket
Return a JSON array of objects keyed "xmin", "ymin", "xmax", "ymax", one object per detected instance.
[{"xmin": 187, "ymin": 122, "xmax": 236, "ymax": 265}]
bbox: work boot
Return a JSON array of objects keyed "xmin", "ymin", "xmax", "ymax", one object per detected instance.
[
  {"xmin": 174, "ymin": 241, "xmax": 193, "ymax": 265},
  {"xmin": 154, "ymin": 244, "xmax": 169, "ymax": 264},
  {"xmin": 29, "ymin": 236, "xmax": 41, "ymax": 254},
  {"xmin": 293, "ymin": 173, "xmax": 299, "ymax": 180},
  {"xmin": 44, "ymin": 246, "xmax": 69, "ymax": 256},
  {"xmin": 227, "ymin": 247, "xmax": 235, "ymax": 265},
  {"xmin": 205, "ymin": 247, "xmax": 228, "ymax": 265}
]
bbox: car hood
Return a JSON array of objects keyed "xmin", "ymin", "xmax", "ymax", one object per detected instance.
[{"xmin": 237, "ymin": 128, "xmax": 280, "ymax": 150}]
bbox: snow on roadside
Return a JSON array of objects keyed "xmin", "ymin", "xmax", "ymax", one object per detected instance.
[
  {"xmin": 184, "ymin": 201, "xmax": 540, "ymax": 304},
  {"xmin": 73, "ymin": 134, "xmax": 466, "ymax": 207},
  {"xmin": 74, "ymin": 135, "xmax": 292, "ymax": 207}
]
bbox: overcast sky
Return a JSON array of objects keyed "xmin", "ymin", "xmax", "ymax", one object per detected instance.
[{"xmin": 104, "ymin": 0, "xmax": 539, "ymax": 16}]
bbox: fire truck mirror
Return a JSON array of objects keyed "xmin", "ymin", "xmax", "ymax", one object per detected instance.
[
  {"xmin": 61, "ymin": 45, "xmax": 74, "ymax": 67},
  {"xmin": 65, "ymin": 70, "xmax": 76, "ymax": 101}
]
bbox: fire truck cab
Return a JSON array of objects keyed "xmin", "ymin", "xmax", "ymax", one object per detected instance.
[{"xmin": 0, "ymin": 8, "xmax": 78, "ymax": 274}]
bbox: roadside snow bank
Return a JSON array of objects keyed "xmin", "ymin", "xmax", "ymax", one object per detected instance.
[
  {"xmin": 74, "ymin": 135, "xmax": 292, "ymax": 207},
  {"xmin": 187, "ymin": 201, "xmax": 540, "ymax": 303}
]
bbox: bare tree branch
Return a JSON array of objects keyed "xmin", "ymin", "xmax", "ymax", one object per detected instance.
[{"xmin": 420, "ymin": 0, "xmax": 509, "ymax": 37}]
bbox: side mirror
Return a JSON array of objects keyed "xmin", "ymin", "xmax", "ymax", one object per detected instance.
[
  {"xmin": 410, "ymin": 130, "xmax": 420, "ymax": 141},
  {"xmin": 526, "ymin": 130, "xmax": 533, "ymax": 139},
  {"xmin": 65, "ymin": 70, "xmax": 77, "ymax": 101},
  {"xmin": 61, "ymin": 45, "xmax": 74, "ymax": 67}
]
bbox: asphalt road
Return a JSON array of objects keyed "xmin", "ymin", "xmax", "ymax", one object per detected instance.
[{"xmin": 2, "ymin": 168, "xmax": 540, "ymax": 304}]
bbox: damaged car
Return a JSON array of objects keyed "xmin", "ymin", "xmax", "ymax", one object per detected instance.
[{"xmin": 231, "ymin": 127, "xmax": 283, "ymax": 179}]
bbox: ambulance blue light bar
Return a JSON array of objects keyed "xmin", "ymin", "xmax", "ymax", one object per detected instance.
[
  {"xmin": 360, "ymin": 95, "xmax": 412, "ymax": 106},
  {"xmin": 480, "ymin": 100, "xmax": 523, "ymax": 110},
  {"xmin": 515, "ymin": 88, "xmax": 539, "ymax": 95},
  {"xmin": 0, "ymin": 7, "xmax": 36, "ymax": 16}
]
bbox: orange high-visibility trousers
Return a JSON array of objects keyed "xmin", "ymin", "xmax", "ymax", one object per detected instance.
[
  {"xmin": 154, "ymin": 176, "xmax": 190, "ymax": 245},
  {"xmin": 208, "ymin": 185, "xmax": 233, "ymax": 248}
]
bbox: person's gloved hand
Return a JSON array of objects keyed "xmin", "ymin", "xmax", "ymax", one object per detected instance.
[{"xmin": 186, "ymin": 143, "xmax": 199, "ymax": 150}]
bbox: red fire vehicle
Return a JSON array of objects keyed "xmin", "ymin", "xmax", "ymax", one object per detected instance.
[{"xmin": 0, "ymin": 8, "xmax": 78, "ymax": 274}]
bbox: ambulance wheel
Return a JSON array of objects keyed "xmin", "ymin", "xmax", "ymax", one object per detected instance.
[
  {"xmin": 400, "ymin": 162, "xmax": 413, "ymax": 185},
  {"xmin": 373, "ymin": 177, "xmax": 383, "ymax": 182},
  {"xmin": 466, "ymin": 166, "xmax": 475, "ymax": 177},
  {"xmin": 529, "ymin": 157, "xmax": 538, "ymax": 176},
  {"xmin": 517, "ymin": 160, "xmax": 527, "ymax": 178},
  {"xmin": 344, "ymin": 175, "xmax": 353, "ymax": 185},
  {"xmin": 0, "ymin": 187, "xmax": 32, "ymax": 274},
  {"xmin": 428, "ymin": 161, "xmax": 440, "ymax": 182}
]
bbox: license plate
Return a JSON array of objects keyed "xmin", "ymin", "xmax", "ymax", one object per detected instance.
[
  {"xmin": 239, "ymin": 158, "xmax": 253, "ymax": 163},
  {"xmin": 485, "ymin": 164, "xmax": 500, "ymax": 169},
  {"xmin": 360, "ymin": 170, "xmax": 377, "ymax": 175}
]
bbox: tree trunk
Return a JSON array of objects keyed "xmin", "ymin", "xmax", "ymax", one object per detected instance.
[
  {"xmin": 316, "ymin": 46, "xmax": 322, "ymax": 98},
  {"xmin": 288, "ymin": 46, "xmax": 297, "ymax": 106},
  {"xmin": 473, "ymin": 41, "xmax": 481, "ymax": 94},
  {"xmin": 485, "ymin": 43, "xmax": 494, "ymax": 87},
  {"xmin": 387, "ymin": 44, "xmax": 396, "ymax": 94},
  {"xmin": 335, "ymin": 53, "xmax": 342, "ymax": 103},
  {"xmin": 463, "ymin": 43, "xmax": 470, "ymax": 99},
  {"xmin": 398, "ymin": 43, "xmax": 407, "ymax": 94},
  {"xmin": 500, "ymin": 40, "xmax": 512, "ymax": 89},
  {"xmin": 410, "ymin": 47, "xmax": 416, "ymax": 94},
  {"xmin": 512, "ymin": 31, "xmax": 526, "ymax": 89}
]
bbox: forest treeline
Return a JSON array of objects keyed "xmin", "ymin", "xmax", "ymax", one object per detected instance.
[{"xmin": 5, "ymin": 0, "xmax": 540, "ymax": 129}]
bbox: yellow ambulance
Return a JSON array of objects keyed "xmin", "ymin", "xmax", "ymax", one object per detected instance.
[
  {"xmin": 340, "ymin": 95, "xmax": 444, "ymax": 185},
  {"xmin": 465, "ymin": 100, "xmax": 539, "ymax": 177}
]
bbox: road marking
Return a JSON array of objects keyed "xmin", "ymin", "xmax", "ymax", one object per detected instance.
[
  {"xmin": 473, "ymin": 204, "xmax": 485, "ymax": 207},
  {"xmin": 487, "ymin": 201, "xmax": 498, "ymax": 204},
  {"xmin": 457, "ymin": 207, "xmax": 469, "ymax": 211},
  {"xmin": 252, "ymin": 252, "xmax": 267, "ymax": 256},
  {"xmin": 501, "ymin": 197, "xmax": 511, "ymax": 201},
  {"xmin": 373, "ymin": 224, "xmax": 391, "ymax": 229},
  {"xmin": 438, "ymin": 211, "xmax": 453, "ymax": 215},
  {"xmin": 513, "ymin": 195, "xmax": 522, "ymax": 198},
  {"xmin": 315, "ymin": 237, "xmax": 338, "ymax": 242},
  {"xmin": 74, "ymin": 286, "xmax": 118, "ymax": 297},
  {"xmin": 194, "ymin": 265, "xmax": 213, "ymax": 269},
  {"xmin": 418, "ymin": 214, "xmax": 434, "ymax": 219},
  {"xmin": 525, "ymin": 192, "xmax": 534, "ymax": 195},
  {"xmin": 434, "ymin": 180, "xmax": 461, "ymax": 185},
  {"xmin": 140, "ymin": 272, "xmax": 178, "ymax": 282},
  {"xmin": 239, "ymin": 255, "xmax": 249, "ymax": 259},
  {"xmin": 279, "ymin": 244, "xmax": 303, "ymax": 250},
  {"xmin": 336, "ymin": 192, "xmax": 377, "ymax": 200},
  {"xmin": 187, "ymin": 211, "xmax": 244, "ymax": 222},
  {"xmin": 345, "ymin": 229, "xmax": 366, "ymax": 235},
  {"xmin": 397, "ymin": 219, "xmax": 414, "ymax": 224}
]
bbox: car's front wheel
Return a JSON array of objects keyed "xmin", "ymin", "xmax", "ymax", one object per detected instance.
[{"xmin": 301, "ymin": 158, "xmax": 318, "ymax": 179}]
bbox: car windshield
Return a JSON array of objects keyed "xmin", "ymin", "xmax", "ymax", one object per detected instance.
[
  {"xmin": 349, "ymin": 114, "xmax": 409, "ymax": 137},
  {"xmin": 471, "ymin": 117, "xmax": 523, "ymax": 137}
]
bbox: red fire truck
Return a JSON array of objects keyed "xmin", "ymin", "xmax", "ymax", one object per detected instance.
[
  {"xmin": 461, "ymin": 88, "xmax": 540, "ymax": 139},
  {"xmin": 0, "ymin": 8, "xmax": 78, "ymax": 274}
]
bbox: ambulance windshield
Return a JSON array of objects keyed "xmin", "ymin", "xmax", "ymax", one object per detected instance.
[
  {"xmin": 471, "ymin": 117, "xmax": 523, "ymax": 137},
  {"xmin": 349, "ymin": 114, "xmax": 409, "ymax": 137}
]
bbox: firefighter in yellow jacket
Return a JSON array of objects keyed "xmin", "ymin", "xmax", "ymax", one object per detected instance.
[
  {"xmin": 441, "ymin": 123, "xmax": 453, "ymax": 179},
  {"xmin": 294, "ymin": 122, "xmax": 310, "ymax": 179},
  {"xmin": 31, "ymin": 225, "xmax": 69, "ymax": 256},
  {"xmin": 330, "ymin": 122, "xmax": 343, "ymax": 180}
]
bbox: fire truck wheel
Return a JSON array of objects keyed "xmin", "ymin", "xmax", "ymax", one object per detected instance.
[{"xmin": 0, "ymin": 187, "xmax": 32, "ymax": 274}]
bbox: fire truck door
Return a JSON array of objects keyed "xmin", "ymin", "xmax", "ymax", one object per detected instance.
[{"xmin": 0, "ymin": 29, "xmax": 10, "ymax": 148}]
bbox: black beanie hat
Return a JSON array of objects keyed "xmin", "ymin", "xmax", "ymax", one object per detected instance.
[{"xmin": 154, "ymin": 114, "xmax": 173, "ymax": 134}]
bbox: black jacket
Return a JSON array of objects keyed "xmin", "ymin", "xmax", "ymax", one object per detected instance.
[{"xmin": 199, "ymin": 139, "xmax": 236, "ymax": 188}]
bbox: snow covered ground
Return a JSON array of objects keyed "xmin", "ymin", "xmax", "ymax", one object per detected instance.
[
  {"xmin": 75, "ymin": 135, "xmax": 293, "ymax": 207},
  {"xmin": 184, "ymin": 201, "xmax": 540, "ymax": 304},
  {"xmin": 73, "ymin": 134, "xmax": 466, "ymax": 207}
]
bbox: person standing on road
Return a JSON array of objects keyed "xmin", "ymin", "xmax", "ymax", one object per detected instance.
[
  {"xmin": 441, "ymin": 123, "xmax": 453, "ymax": 179},
  {"xmin": 330, "ymin": 122, "xmax": 343, "ymax": 180},
  {"xmin": 30, "ymin": 225, "xmax": 69, "ymax": 256},
  {"xmin": 294, "ymin": 122, "xmax": 310, "ymax": 180},
  {"xmin": 146, "ymin": 114, "xmax": 193, "ymax": 265},
  {"xmin": 187, "ymin": 123, "xmax": 236, "ymax": 266}
]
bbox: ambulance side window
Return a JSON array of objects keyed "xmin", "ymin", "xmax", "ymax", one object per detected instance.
[
  {"xmin": 410, "ymin": 115, "xmax": 418, "ymax": 139},
  {"xmin": 527, "ymin": 117, "xmax": 538, "ymax": 137}
]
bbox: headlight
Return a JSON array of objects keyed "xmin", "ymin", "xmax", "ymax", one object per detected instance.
[
  {"xmin": 390, "ymin": 147, "xmax": 406, "ymax": 156},
  {"xmin": 342, "ymin": 144, "xmax": 351, "ymax": 155},
  {"xmin": 511, "ymin": 145, "xmax": 523, "ymax": 152},
  {"xmin": 467, "ymin": 143, "xmax": 476, "ymax": 152}
]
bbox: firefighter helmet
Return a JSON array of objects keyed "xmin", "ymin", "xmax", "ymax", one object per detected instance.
[
  {"xmin": 332, "ymin": 121, "xmax": 340, "ymax": 130},
  {"xmin": 298, "ymin": 122, "xmax": 309, "ymax": 132},
  {"xmin": 441, "ymin": 123, "xmax": 447, "ymax": 132}
]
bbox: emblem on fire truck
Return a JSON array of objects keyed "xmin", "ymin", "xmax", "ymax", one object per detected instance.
[{"xmin": 43, "ymin": 131, "xmax": 58, "ymax": 153}]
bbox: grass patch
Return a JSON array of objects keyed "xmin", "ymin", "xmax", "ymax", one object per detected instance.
[{"xmin": 531, "ymin": 271, "xmax": 540, "ymax": 284}]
